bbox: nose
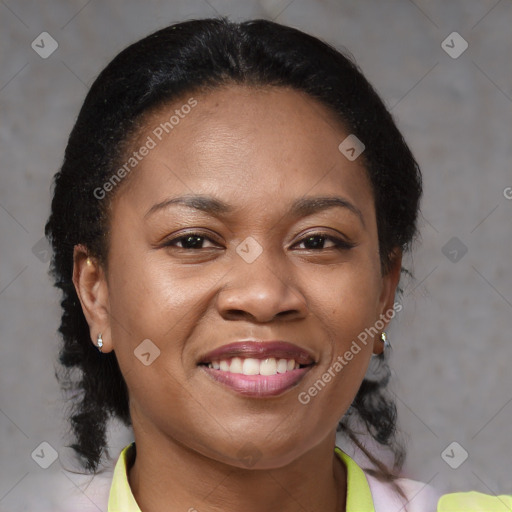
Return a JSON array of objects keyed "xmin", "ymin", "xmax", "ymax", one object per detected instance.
[{"xmin": 216, "ymin": 250, "xmax": 308, "ymax": 323}]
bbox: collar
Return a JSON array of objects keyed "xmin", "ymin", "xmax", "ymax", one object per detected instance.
[
  {"xmin": 108, "ymin": 443, "xmax": 376, "ymax": 512},
  {"xmin": 108, "ymin": 442, "xmax": 140, "ymax": 512}
]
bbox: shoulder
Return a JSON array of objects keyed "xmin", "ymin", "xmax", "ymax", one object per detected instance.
[
  {"xmin": 19, "ymin": 467, "xmax": 112, "ymax": 512},
  {"xmin": 437, "ymin": 491, "xmax": 512, "ymax": 511},
  {"xmin": 365, "ymin": 472, "xmax": 442, "ymax": 512},
  {"xmin": 367, "ymin": 476, "xmax": 512, "ymax": 512},
  {"xmin": 59, "ymin": 470, "xmax": 112, "ymax": 511}
]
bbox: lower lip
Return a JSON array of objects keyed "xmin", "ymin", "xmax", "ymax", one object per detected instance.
[{"xmin": 200, "ymin": 366, "xmax": 311, "ymax": 397}]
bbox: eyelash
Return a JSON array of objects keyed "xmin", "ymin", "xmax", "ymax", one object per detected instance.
[{"xmin": 163, "ymin": 231, "xmax": 355, "ymax": 251}]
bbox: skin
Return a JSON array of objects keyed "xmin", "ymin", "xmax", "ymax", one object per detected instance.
[{"xmin": 73, "ymin": 85, "xmax": 402, "ymax": 512}]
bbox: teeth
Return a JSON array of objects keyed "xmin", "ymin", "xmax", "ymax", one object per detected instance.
[
  {"xmin": 277, "ymin": 359, "xmax": 288, "ymax": 374},
  {"xmin": 206, "ymin": 357, "xmax": 300, "ymax": 375},
  {"xmin": 260, "ymin": 358, "xmax": 277, "ymax": 376},
  {"xmin": 242, "ymin": 358, "xmax": 260, "ymax": 375},
  {"xmin": 230, "ymin": 357, "xmax": 243, "ymax": 374}
]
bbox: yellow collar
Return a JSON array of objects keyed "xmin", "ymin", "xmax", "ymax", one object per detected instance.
[
  {"xmin": 108, "ymin": 442, "xmax": 140, "ymax": 511},
  {"xmin": 108, "ymin": 443, "xmax": 376, "ymax": 512}
]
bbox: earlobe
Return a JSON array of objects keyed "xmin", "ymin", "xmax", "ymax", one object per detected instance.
[
  {"xmin": 72, "ymin": 244, "xmax": 113, "ymax": 353},
  {"xmin": 373, "ymin": 331, "xmax": 392, "ymax": 355},
  {"xmin": 373, "ymin": 248, "xmax": 402, "ymax": 355}
]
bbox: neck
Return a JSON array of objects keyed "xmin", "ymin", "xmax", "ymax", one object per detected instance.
[{"xmin": 128, "ymin": 425, "xmax": 346, "ymax": 512}]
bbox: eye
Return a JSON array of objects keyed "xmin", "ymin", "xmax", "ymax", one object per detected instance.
[
  {"xmin": 293, "ymin": 232, "xmax": 355, "ymax": 251},
  {"xmin": 161, "ymin": 231, "xmax": 354, "ymax": 251},
  {"xmin": 163, "ymin": 232, "xmax": 220, "ymax": 250}
]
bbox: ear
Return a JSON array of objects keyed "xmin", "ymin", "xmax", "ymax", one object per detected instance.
[
  {"xmin": 72, "ymin": 244, "xmax": 113, "ymax": 353},
  {"xmin": 373, "ymin": 248, "xmax": 402, "ymax": 355}
]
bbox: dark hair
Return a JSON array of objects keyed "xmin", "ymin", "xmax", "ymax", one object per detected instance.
[{"xmin": 45, "ymin": 17, "xmax": 421, "ymax": 477}]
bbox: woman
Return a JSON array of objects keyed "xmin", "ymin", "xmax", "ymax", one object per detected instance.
[{"xmin": 44, "ymin": 17, "xmax": 505, "ymax": 512}]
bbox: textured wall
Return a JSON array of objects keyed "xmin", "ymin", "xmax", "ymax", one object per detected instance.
[{"xmin": 1, "ymin": 0, "xmax": 511, "ymax": 509}]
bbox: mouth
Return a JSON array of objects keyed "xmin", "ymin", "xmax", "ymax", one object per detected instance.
[{"xmin": 197, "ymin": 341, "xmax": 316, "ymax": 397}]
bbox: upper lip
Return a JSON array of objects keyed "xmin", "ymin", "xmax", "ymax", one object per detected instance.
[{"xmin": 198, "ymin": 341, "xmax": 316, "ymax": 366}]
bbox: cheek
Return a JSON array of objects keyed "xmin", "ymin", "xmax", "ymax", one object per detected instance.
[
  {"xmin": 315, "ymin": 254, "xmax": 383, "ymax": 337},
  {"xmin": 105, "ymin": 243, "xmax": 230, "ymax": 390},
  {"xmin": 107, "ymin": 239, "xmax": 194, "ymax": 334},
  {"xmin": 105, "ymin": 258, "xmax": 205, "ymax": 435},
  {"xmin": 298, "ymin": 286, "xmax": 378, "ymax": 428},
  {"xmin": 301, "ymin": 257, "xmax": 381, "ymax": 401}
]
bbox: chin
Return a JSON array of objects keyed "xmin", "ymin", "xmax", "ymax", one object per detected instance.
[{"xmin": 204, "ymin": 434, "xmax": 315, "ymax": 471}]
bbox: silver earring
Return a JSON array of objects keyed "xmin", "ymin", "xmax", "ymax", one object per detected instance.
[
  {"xmin": 381, "ymin": 332, "xmax": 390, "ymax": 350},
  {"xmin": 96, "ymin": 332, "xmax": 103, "ymax": 352}
]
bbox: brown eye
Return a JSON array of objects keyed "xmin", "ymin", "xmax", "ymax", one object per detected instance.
[
  {"xmin": 164, "ymin": 232, "xmax": 219, "ymax": 250},
  {"xmin": 294, "ymin": 233, "xmax": 355, "ymax": 251}
]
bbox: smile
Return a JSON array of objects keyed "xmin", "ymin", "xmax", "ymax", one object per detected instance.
[
  {"xmin": 198, "ymin": 341, "xmax": 315, "ymax": 397},
  {"xmin": 206, "ymin": 356, "xmax": 301, "ymax": 375}
]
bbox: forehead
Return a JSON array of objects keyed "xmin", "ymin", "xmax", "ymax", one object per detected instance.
[{"xmin": 112, "ymin": 85, "xmax": 374, "ymax": 220}]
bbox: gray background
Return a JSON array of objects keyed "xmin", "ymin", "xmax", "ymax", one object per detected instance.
[{"xmin": 1, "ymin": 0, "xmax": 511, "ymax": 509}]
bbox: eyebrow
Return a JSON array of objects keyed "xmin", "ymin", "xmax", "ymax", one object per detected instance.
[{"xmin": 145, "ymin": 194, "xmax": 365, "ymax": 226}]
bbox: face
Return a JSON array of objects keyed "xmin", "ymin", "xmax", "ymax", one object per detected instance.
[{"xmin": 75, "ymin": 85, "xmax": 401, "ymax": 469}]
